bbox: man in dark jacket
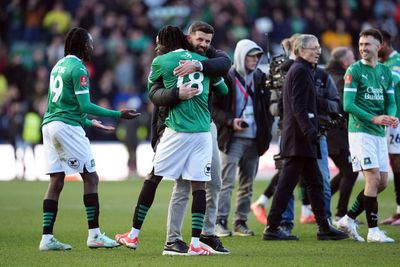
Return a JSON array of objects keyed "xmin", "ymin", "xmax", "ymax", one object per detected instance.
[
  {"xmin": 262, "ymin": 34, "xmax": 347, "ymax": 241},
  {"xmin": 148, "ymin": 21, "xmax": 231, "ymax": 255},
  {"xmin": 325, "ymin": 47, "xmax": 359, "ymax": 223},
  {"xmin": 212, "ymin": 39, "xmax": 274, "ymax": 237}
]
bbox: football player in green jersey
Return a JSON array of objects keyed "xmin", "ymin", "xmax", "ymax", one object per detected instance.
[
  {"xmin": 115, "ymin": 25, "xmax": 228, "ymax": 255},
  {"xmin": 378, "ymin": 29, "xmax": 400, "ymax": 225},
  {"xmin": 338, "ymin": 28, "xmax": 398, "ymax": 243},
  {"xmin": 39, "ymin": 27, "xmax": 140, "ymax": 251}
]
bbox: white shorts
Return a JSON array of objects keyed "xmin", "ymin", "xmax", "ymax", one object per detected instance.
[
  {"xmin": 387, "ymin": 126, "xmax": 400, "ymax": 154},
  {"xmin": 348, "ymin": 132, "xmax": 388, "ymax": 172},
  {"xmin": 153, "ymin": 127, "xmax": 212, "ymax": 181},
  {"xmin": 42, "ymin": 121, "xmax": 96, "ymax": 175}
]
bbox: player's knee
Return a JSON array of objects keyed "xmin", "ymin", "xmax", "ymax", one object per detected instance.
[
  {"xmin": 49, "ymin": 172, "xmax": 65, "ymax": 193},
  {"xmin": 82, "ymin": 172, "xmax": 99, "ymax": 187},
  {"xmin": 146, "ymin": 172, "xmax": 162, "ymax": 185}
]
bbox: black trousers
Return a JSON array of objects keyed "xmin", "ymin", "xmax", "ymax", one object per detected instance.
[
  {"xmin": 330, "ymin": 151, "xmax": 358, "ymax": 217},
  {"xmin": 267, "ymin": 156, "xmax": 326, "ymax": 229}
]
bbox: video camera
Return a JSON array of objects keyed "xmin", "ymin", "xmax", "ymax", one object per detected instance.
[
  {"xmin": 318, "ymin": 113, "xmax": 347, "ymax": 133},
  {"xmin": 265, "ymin": 54, "xmax": 287, "ymax": 92}
]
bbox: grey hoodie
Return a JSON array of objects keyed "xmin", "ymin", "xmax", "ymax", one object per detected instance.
[{"xmin": 233, "ymin": 39, "xmax": 263, "ymax": 139}]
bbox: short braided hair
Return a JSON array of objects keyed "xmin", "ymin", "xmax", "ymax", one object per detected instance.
[{"xmin": 156, "ymin": 25, "xmax": 192, "ymax": 55}]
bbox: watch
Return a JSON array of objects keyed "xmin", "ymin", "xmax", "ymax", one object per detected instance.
[{"xmin": 193, "ymin": 60, "xmax": 202, "ymax": 71}]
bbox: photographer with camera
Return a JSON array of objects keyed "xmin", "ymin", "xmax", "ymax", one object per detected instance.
[
  {"xmin": 251, "ymin": 35, "xmax": 298, "ymax": 231},
  {"xmin": 325, "ymin": 47, "xmax": 359, "ymax": 224},
  {"xmin": 263, "ymin": 34, "xmax": 347, "ymax": 241},
  {"xmin": 212, "ymin": 39, "xmax": 274, "ymax": 237}
]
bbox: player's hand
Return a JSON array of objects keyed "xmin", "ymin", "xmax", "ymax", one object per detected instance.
[
  {"xmin": 371, "ymin": 115, "xmax": 394, "ymax": 126},
  {"xmin": 390, "ymin": 116, "xmax": 399, "ymax": 128},
  {"xmin": 91, "ymin": 119, "xmax": 115, "ymax": 131},
  {"xmin": 178, "ymin": 82, "xmax": 199, "ymax": 100},
  {"xmin": 120, "ymin": 109, "xmax": 141, "ymax": 119},
  {"xmin": 233, "ymin": 118, "xmax": 246, "ymax": 131},
  {"xmin": 173, "ymin": 60, "xmax": 198, "ymax": 77}
]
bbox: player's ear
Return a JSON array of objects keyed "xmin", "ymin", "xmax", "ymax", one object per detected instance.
[{"xmin": 186, "ymin": 35, "xmax": 191, "ymax": 42}]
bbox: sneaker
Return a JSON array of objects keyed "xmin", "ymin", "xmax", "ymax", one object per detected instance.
[
  {"xmin": 332, "ymin": 216, "xmax": 342, "ymax": 227},
  {"xmin": 317, "ymin": 225, "xmax": 348, "ymax": 241},
  {"xmin": 337, "ymin": 216, "xmax": 365, "ymax": 242},
  {"xmin": 162, "ymin": 239, "xmax": 189, "ymax": 256},
  {"xmin": 233, "ymin": 222, "xmax": 255, "ymax": 236},
  {"xmin": 39, "ymin": 237, "xmax": 72, "ymax": 251},
  {"xmin": 300, "ymin": 214, "xmax": 316, "ymax": 224},
  {"xmin": 87, "ymin": 233, "xmax": 120, "ymax": 249},
  {"xmin": 262, "ymin": 227, "xmax": 299, "ymax": 241},
  {"xmin": 115, "ymin": 232, "xmax": 139, "ymax": 249},
  {"xmin": 367, "ymin": 229, "xmax": 395, "ymax": 243},
  {"xmin": 279, "ymin": 222, "xmax": 293, "ymax": 236},
  {"xmin": 380, "ymin": 213, "xmax": 400, "ymax": 225},
  {"xmin": 187, "ymin": 244, "xmax": 211, "ymax": 256},
  {"xmin": 250, "ymin": 202, "xmax": 267, "ymax": 225},
  {"xmin": 215, "ymin": 220, "xmax": 232, "ymax": 237},
  {"xmin": 200, "ymin": 235, "xmax": 230, "ymax": 255}
]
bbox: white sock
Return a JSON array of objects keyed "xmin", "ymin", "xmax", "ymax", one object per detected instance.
[
  {"xmin": 396, "ymin": 205, "xmax": 400, "ymax": 214},
  {"xmin": 191, "ymin": 237, "xmax": 200, "ymax": 248},
  {"xmin": 301, "ymin": 205, "xmax": 312, "ymax": 216},
  {"xmin": 256, "ymin": 195, "xmax": 269, "ymax": 207},
  {"xmin": 88, "ymin": 228, "xmax": 101, "ymax": 239},
  {"xmin": 368, "ymin": 227, "xmax": 379, "ymax": 234},
  {"xmin": 128, "ymin": 227, "xmax": 140, "ymax": 239},
  {"xmin": 41, "ymin": 234, "xmax": 53, "ymax": 243}
]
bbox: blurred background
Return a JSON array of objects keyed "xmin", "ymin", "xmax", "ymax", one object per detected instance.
[{"xmin": 0, "ymin": 0, "xmax": 399, "ymax": 180}]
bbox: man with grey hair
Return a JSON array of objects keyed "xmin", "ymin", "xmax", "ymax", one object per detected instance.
[{"xmin": 262, "ymin": 34, "xmax": 348, "ymax": 241}]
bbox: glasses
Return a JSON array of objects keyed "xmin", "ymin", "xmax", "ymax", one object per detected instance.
[{"xmin": 302, "ymin": 46, "xmax": 321, "ymax": 52}]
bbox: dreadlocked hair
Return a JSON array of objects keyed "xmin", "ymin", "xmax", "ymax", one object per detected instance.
[
  {"xmin": 157, "ymin": 25, "xmax": 192, "ymax": 54},
  {"xmin": 64, "ymin": 27, "xmax": 90, "ymax": 58}
]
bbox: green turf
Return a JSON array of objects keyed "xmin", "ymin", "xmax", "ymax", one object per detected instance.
[{"xmin": 0, "ymin": 179, "xmax": 399, "ymax": 267}]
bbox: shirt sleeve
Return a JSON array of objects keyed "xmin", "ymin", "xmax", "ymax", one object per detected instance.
[
  {"xmin": 386, "ymin": 73, "xmax": 397, "ymax": 117},
  {"xmin": 71, "ymin": 65, "xmax": 121, "ymax": 118},
  {"xmin": 210, "ymin": 77, "xmax": 228, "ymax": 95},
  {"xmin": 343, "ymin": 66, "xmax": 375, "ymax": 122},
  {"xmin": 147, "ymin": 57, "xmax": 161, "ymax": 91}
]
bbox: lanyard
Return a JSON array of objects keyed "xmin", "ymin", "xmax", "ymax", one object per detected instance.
[
  {"xmin": 235, "ymin": 78, "xmax": 253, "ymax": 102},
  {"xmin": 235, "ymin": 78, "xmax": 253, "ymax": 117}
]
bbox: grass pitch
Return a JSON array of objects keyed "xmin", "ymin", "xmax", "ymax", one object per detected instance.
[{"xmin": 0, "ymin": 179, "xmax": 399, "ymax": 267}]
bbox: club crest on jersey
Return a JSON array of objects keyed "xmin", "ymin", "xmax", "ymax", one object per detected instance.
[
  {"xmin": 80, "ymin": 75, "xmax": 88, "ymax": 86},
  {"xmin": 344, "ymin": 74, "xmax": 352, "ymax": 85},
  {"xmin": 68, "ymin": 158, "xmax": 80, "ymax": 169},
  {"xmin": 204, "ymin": 163, "xmax": 211, "ymax": 176}
]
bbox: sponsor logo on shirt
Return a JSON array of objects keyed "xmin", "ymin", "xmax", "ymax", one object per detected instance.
[
  {"xmin": 80, "ymin": 75, "xmax": 88, "ymax": 86},
  {"xmin": 364, "ymin": 87, "xmax": 384, "ymax": 100},
  {"xmin": 344, "ymin": 74, "xmax": 352, "ymax": 85}
]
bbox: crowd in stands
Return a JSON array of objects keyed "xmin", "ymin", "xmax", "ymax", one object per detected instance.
[{"xmin": 0, "ymin": 0, "xmax": 399, "ymax": 172}]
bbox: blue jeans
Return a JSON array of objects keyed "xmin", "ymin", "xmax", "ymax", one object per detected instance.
[{"xmin": 280, "ymin": 136, "xmax": 331, "ymax": 227}]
